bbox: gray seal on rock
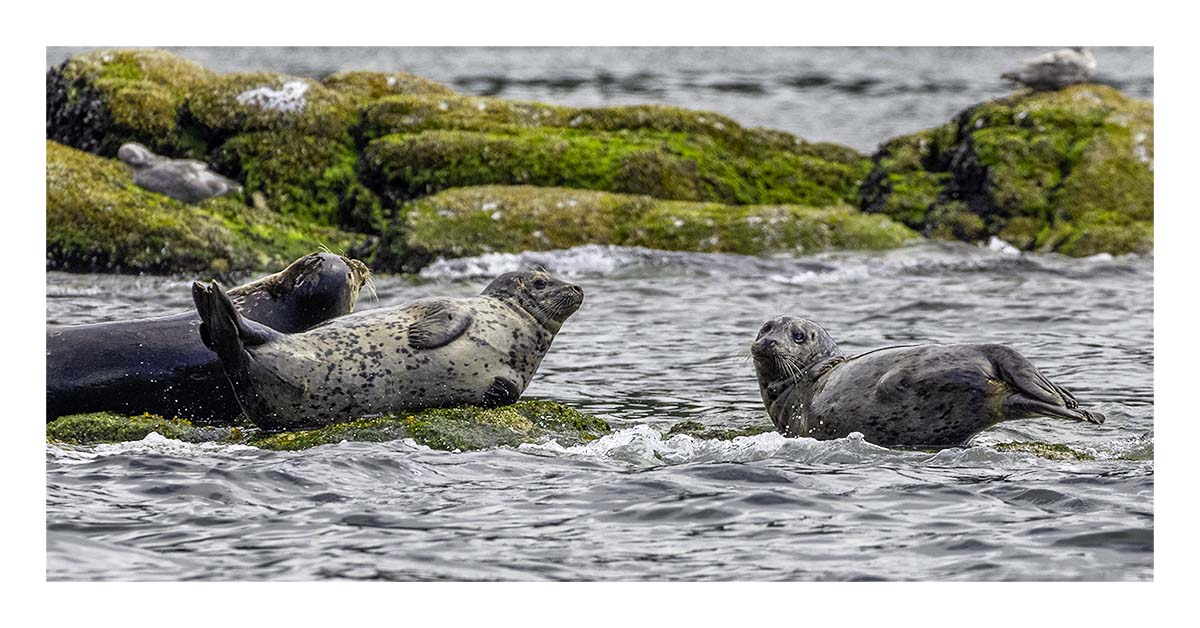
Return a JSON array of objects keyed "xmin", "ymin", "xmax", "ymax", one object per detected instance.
[
  {"xmin": 47, "ymin": 252, "xmax": 371, "ymax": 423},
  {"xmin": 117, "ymin": 142, "xmax": 242, "ymax": 203},
  {"xmin": 1001, "ymin": 47, "xmax": 1096, "ymax": 91},
  {"xmin": 751, "ymin": 316, "xmax": 1105, "ymax": 449},
  {"xmin": 192, "ymin": 270, "xmax": 584, "ymax": 431}
]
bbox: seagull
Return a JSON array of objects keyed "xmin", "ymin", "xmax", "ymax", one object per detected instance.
[
  {"xmin": 1001, "ymin": 47, "xmax": 1097, "ymax": 91},
  {"xmin": 117, "ymin": 143, "xmax": 243, "ymax": 204}
]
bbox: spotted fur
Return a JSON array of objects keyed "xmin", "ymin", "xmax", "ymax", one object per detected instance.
[
  {"xmin": 751, "ymin": 316, "xmax": 1105, "ymax": 449},
  {"xmin": 194, "ymin": 271, "xmax": 583, "ymax": 431}
]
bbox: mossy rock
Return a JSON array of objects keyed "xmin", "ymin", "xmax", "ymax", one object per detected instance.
[
  {"xmin": 46, "ymin": 401, "xmax": 608, "ymax": 452},
  {"xmin": 361, "ymin": 94, "xmax": 867, "ymax": 167},
  {"xmin": 47, "ymin": 412, "xmax": 196, "ymax": 444},
  {"xmin": 47, "ymin": 48, "xmax": 216, "ymax": 158},
  {"xmin": 361, "ymin": 123, "xmax": 868, "ymax": 207},
  {"xmin": 993, "ymin": 441, "xmax": 1095, "ymax": 461},
  {"xmin": 187, "ymin": 73, "xmax": 359, "ymax": 138},
  {"xmin": 46, "ymin": 140, "xmax": 370, "ymax": 273},
  {"xmin": 249, "ymin": 400, "xmax": 609, "ymax": 452},
  {"xmin": 375, "ymin": 185, "xmax": 918, "ymax": 271},
  {"xmin": 665, "ymin": 420, "xmax": 777, "ymax": 441},
  {"xmin": 321, "ymin": 71, "xmax": 456, "ymax": 100},
  {"xmin": 860, "ymin": 84, "xmax": 1152, "ymax": 256}
]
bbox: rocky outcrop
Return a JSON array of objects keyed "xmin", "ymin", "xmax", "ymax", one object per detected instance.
[
  {"xmin": 46, "ymin": 401, "xmax": 610, "ymax": 452},
  {"xmin": 375, "ymin": 185, "xmax": 918, "ymax": 272},
  {"xmin": 860, "ymin": 84, "xmax": 1153, "ymax": 256},
  {"xmin": 46, "ymin": 140, "xmax": 369, "ymax": 273}
]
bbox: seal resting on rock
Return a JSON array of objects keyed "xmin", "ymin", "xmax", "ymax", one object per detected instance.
[
  {"xmin": 1001, "ymin": 47, "xmax": 1096, "ymax": 91},
  {"xmin": 47, "ymin": 252, "xmax": 371, "ymax": 423},
  {"xmin": 117, "ymin": 142, "xmax": 242, "ymax": 203},
  {"xmin": 751, "ymin": 316, "xmax": 1105, "ymax": 449},
  {"xmin": 193, "ymin": 270, "xmax": 584, "ymax": 431}
]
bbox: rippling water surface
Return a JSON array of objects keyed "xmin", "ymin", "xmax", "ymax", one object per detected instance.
[{"xmin": 46, "ymin": 243, "xmax": 1153, "ymax": 580}]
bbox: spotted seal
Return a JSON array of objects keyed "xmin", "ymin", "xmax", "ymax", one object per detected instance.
[
  {"xmin": 47, "ymin": 252, "xmax": 371, "ymax": 423},
  {"xmin": 192, "ymin": 270, "xmax": 584, "ymax": 431},
  {"xmin": 750, "ymin": 316, "xmax": 1105, "ymax": 449},
  {"xmin": 117, "ymin": 142, "xmax": 242, "ymax": 203}
]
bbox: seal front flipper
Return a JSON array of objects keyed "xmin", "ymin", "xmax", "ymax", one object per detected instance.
[
  {"xmin": 407, "ymin": 302, "xmax": 473, "ymax": 350},
  {"xmin": 192, "ymin": 281, "xmax": 282, "ymax": 359},
  {"xmin": 480, "ymin": 377, "xmax": 521, "ymax": 408}
]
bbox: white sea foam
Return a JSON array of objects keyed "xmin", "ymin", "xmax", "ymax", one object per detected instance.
[{"xmin": 47, "ymin": 432, "xmax": 259, "ymax": 464}]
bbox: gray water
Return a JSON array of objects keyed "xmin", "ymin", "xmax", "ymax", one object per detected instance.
[
  {"xmin": 45, "ymin": 46, "xmax": 1153, "ymax": 151},
  {"xmin": 46, "ymin": 242, "xmax": 1154, "ymax": 580}
]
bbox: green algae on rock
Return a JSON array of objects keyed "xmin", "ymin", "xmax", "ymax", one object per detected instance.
[
  {"xmin": 250, "ymin": 401, "xmax": 609, "ymax": 451},
  {"xmin": 47, "ymin": 412, "xmax": 196, "ymax": 445},
  {"xmin": 46, "ymin": 140, "xmax": 369, "ymax": 273},
  {"xmin": 46, "ymin": 48, "xmax": 217, "ymax": 158},
  {"xmin": 993, "ymin": 441, "xmax": 1096, "ymax": 461},
  {"xmin": 860, "ymin": 84, "xmax": 1153, "ymax": 256},
  {"xmin": 362, "ymin": 126, "xmax": 869, "ymax": 208},
  {"xmin": 375, "ymin": 185, "xmax": 918, "ymax": 271},
  {"xmin": 321, "ymin": 71, "xmax": 456, "ymax": 100},
  {"xmin": 665, "ymin": 420, "xmax": 777, "ymax": 441},
  {"xmin": 45, "ymin": 401, "xmax": 608, "ymax": 452}
]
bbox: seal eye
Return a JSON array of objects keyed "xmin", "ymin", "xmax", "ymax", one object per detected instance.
[
  {"xmin": 532, "ymin": 279, "xmax": 548, "ymax": 290},
  {"xmin": 792, "ymin": 331, "xmax": 806, "ymax": 344}
]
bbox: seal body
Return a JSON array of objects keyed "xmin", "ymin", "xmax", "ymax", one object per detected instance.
[
  {"xmin": 193, "ymin": 271, "xmax": 583, "ymax": 431},
  {"xmin": 1001, "ymin": 46, "xmax": 1096, "ymax": 90},
  {"xmin": 751, "ymin": 316, "xmax": 1105, "ymax": 449},
  {"xmin": 118, "ymin": 142, "xmax": 242, "ymax": 203},
  {"xmin": 46, "ymin": 253, "xmax": 370, "ymax": 423}
]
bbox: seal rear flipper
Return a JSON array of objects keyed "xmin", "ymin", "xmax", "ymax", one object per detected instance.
[
  {"xmin": 1004, "ymin": 395, "xmax": 1106, "ymax": 425},
  {"xmin": 987, "ymin": 345, "xmax": 1072, "ymax": 407},
  {"xmin": 407, "ymin": 302, "xmax": 473, "ymax": 350},
  {"xmin": 193, "ymin": 281, "xmax": 281, "ymax": 359}
]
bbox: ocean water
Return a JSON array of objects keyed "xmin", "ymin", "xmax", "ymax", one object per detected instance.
[
  {"xmin": 45, "ymin": 46, "xmax": 1153, "ymax": 151},
  {"xmin": 46, "ymin": 242, "xmax": 1154, "ymax": 580}
]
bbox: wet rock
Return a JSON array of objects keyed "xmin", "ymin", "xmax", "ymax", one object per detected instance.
[
  {"xmin": 46, "ymin": 140, "xmax": 370, "ymax": 273},
  {"xmin": 46, "ymin": 401, "xmax": 609, "ymax": 452},
  {"xmin": 860, "ymin": 84, "xmax": 1153, "ymax": 256},
  {"xmin": 374, "ymin": 185, "xmax": 918, "ymax": 272}
]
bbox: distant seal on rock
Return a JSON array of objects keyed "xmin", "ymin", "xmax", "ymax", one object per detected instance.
[
  {"xmin": 193, "ymin": 270, "xmax": 584, "ymax": 431},
  {"xmin": 751, "ymin": 316, "xmax": 1105, "ymax": 449},
  {"xmin": 1001, "ymin": 47, "xmax": 1096, "ymax": 91},
  {"xmin": 47, "ymin": 252, "xmax": 371, "ymax": 423},
  {"xmin": 117, "ymin": 142, "xmax": 243, "ymax": 203}
]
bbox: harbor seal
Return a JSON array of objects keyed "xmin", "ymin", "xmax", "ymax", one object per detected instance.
[
  {"xmin": 193, "ymin": 270, "xmax": 584, "ymax": 431},
  {"xmin": 751, "ymin": 316, "xmax": 1105, "ymax": 449},
  {"xmin": 47, "ymin": 252, "xmax": 371, "ymax": 423},
  {"xmin": 118, "ymin": 142, "xmax": 243, "ymax": 203},
  {"xmin": 1001, "ymin": 47, "xmax": 1096, "ymax": 91}
]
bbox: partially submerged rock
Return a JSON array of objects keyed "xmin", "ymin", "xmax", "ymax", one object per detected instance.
[
  {"xmin": 993, "ymin": 441, "xmax": 1096, "ymax": 461},
  {"xmin": 665, "ymin": 420, "xmax": 776, "ymax": 441},
  {"xmin": 46, "ymin": 401, "xmax": 609, "ymax": 452},
  {"xmin": 860, "ymin": 84, "xmax": 1153, "ymax": 256},
  {"xmin": 376, "ymin": 185, "xmax": 918, "ymax": 271},
  {"xmin": 46, "ymin": 140, "xmax": 369, "ymax": 273}
]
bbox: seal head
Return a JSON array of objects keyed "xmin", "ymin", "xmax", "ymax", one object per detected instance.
[{"xmin": 482, "ymin": 271, "xmax": 585, "ymax": 333}]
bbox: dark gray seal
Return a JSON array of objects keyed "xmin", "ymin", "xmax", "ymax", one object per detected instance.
[
  {"xmin": 47, "ymin": 252, "xmax": 371, "ymax": 423},
  {"xmin": 1001, "ymin": 47, "xmax": 1096, "ymax": 91},
  {"xmin": 117, "ymin": 142, "xmax": 242, "ymax": 203},
  {"xmin": 751, "ymin": 316, "xmax": 1105, "ymax": 449},
  {"xmin": 193, "ymin": 270, "xmax": 583, "ymax": 431}
]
